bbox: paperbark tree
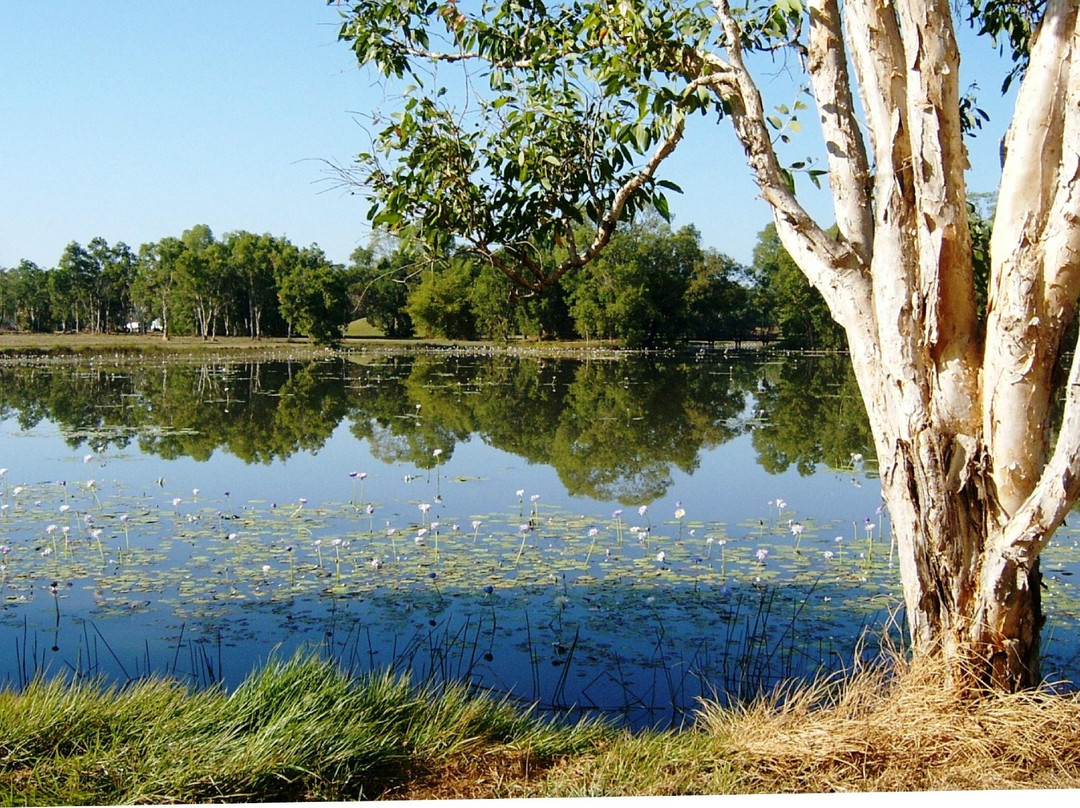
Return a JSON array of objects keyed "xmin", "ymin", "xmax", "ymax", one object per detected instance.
[{"xmin": 333, "ymin": 0, "xmax": 1080, "ymax": 689}]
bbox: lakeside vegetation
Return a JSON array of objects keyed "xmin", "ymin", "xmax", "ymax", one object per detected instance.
[
  {"xmin": 0, "ymin": 216, "xmax": 859, "ymax": 351},
  {"xmin": 3, "ymin": 651, "xmax": 1080, "ymax": 803}
]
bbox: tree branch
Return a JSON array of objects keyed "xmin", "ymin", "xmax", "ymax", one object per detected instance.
[
  {"xmin": 1000, "ymin": 316, "xmax": 1080, "ymax": 564},
  {"xmin": 806, "ymin": 0, "xmax": 874, "ymax": 263},
  {"xmin": 711, "ymin": 0, "xmax": 868, "ymax": 308},
  {"xmin": 983, "ymin": 0, "xmax": 1080, "ymax": 515}
]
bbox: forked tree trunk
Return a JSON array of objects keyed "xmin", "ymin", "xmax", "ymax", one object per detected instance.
[{"xmin": 707, "ymin": 0, "xmax": 1080, "ymax": 688}]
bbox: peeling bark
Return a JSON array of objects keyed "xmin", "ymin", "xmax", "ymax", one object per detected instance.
[{"xmin": 711, "ymin": 0, "xmax": 1079, "ymax": 688}]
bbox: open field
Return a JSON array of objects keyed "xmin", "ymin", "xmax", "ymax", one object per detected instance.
[{"xmin": 0, "ymin": 332, "xmax": 366, "ymax": 358}]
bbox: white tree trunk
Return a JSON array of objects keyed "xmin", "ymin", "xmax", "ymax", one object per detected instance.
[{"xmin": 707, "ymin": 0, "xmax": 1080, "ymax": 687}]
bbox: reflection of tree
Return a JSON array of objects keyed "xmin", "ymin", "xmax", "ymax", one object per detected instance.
[
  {"xmin": 548, "ymin": 359, "xmax": 753, "ymax": 501},
  {"xmin": 0, "ymin": 365, "xmax": 145, "ymax": 450},
  {"xmin": 346, "ymin": 354, "xmax": 439, "ymax": 465},
  {"xmin": 750, "ymin": 354, "xmax": 874, "ymax": 476},
  {"xmin": 1, "ymin": 352, "xmax": 876, "ymax": 498},
  {"xmin": 0, "ymin": 361, "xmax": 353, "ymax": 465}
]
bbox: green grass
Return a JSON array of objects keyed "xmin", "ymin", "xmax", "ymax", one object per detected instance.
[
  {"xmin": 5, "ymin": 652, "xmax": 1080, "ymax": 802},
  {"xmin": 0, "ymin": 654, "xmax": 609, "ymax": 804}
]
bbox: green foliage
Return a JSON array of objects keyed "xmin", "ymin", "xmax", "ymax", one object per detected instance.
[
  {"xmin": 751, "ymin": 224, "xmax": 844, "ymax": 351},
  {"xmin": 5, "ymin": 260, "xmax": 52, "ymax": 332},
  {"xmin": 566, "ymin": 216, "xmax": 700, "ymax": 346},
  {"xmin": 968, "ymin": 193, "xmax": 994, "ymax": 319},
  {"xmin": 275, "ymin": 245, "xmax": 352, "ymax": 347},
  {"xmin": 685, "ymin": 249, "xmax": 759, "ymax": 346},
  {"xmin": 406, "ymin": 257, "xmax": 480, "ymax": 339},
  {"xmin": 348, "ymin": 242, "xmax": 417, "ymax": 338},
  {"xmin": 336, "ymin": 0, "xmax": 718, "ymax": 289},
  {"xmin": 966, "ymin": 0, "xmax": 1044, "ymax": 92}
]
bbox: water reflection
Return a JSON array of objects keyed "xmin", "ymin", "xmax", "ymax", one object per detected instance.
[
  {"xmin": 0, "ymin": 352, "xmax": 874, "ymax": 501},
  {"xmin": 3, "ymin": 351, "xmax": 1079, "ymax": 729}
]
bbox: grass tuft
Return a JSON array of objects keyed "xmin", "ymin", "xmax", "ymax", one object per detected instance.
[
  {"xmin": 696, "ymin": 652, "xmax": 1080, "ymax": 793},
  {"xmin": 0, "ymin": 653, "xmax": 611, "ymax": 804}
]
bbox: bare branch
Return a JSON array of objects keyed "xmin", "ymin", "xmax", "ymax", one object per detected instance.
[
  {"xmin": 983, "ymin": 0, "xmax": 1080, "ymax": 515},
  {"xmin": 806, "ymin": 0, "xmax": 873, "ymax": 263},
  {"xmin": 1000, "ymin": 317, "xmax": 1080, "ymax": 563},
  {"xmin": 991, "ymin": 0, "xmax": 1079, "ymax": 273},
  {"xmin": 711, "ymin": 0, "xmax": 867, "ymax": 292}
]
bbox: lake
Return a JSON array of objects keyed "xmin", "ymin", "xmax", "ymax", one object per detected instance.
[{"xmin": 1, "ymin": 348, "xmax": 1078, "ymax": 728}]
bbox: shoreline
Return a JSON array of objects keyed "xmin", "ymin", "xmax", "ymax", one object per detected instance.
[{"xmin": 0, "ymin": 331, "xmax": 786, "ymax": 364}]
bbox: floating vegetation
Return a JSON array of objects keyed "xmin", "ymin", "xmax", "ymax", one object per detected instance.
[{"xmin": 1, "ymin": 352, "xmax": 1079, "ymax": 730}]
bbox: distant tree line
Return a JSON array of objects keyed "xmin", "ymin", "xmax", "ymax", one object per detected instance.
[
  {"xmin": 352, "ymin": 216, "xmax": 849, "ymax": 349},
  {"xmin": 0, "ymin": 226, "xmax": 353, "ymax": 346},
  {"xmin": 1, "ymin": 217, "xmax": 859, "ymax": 349}
]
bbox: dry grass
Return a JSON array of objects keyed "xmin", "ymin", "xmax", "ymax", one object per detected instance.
[{"xmin": 695, "ymin": 654, "xmax": 1080, "ymax": 793}]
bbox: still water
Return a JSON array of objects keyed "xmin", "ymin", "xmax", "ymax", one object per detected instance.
[{"xmin": 1, "ymin": 349, "xmax": 1078, "ymax": 727}]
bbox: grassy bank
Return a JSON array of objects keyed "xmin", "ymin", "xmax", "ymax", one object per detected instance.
[
  {"xmin": 3, "ymin": 653, "xmax": 1080, "ymax": 804},
  {"xmin": 0, "ymin": 332, "xmax": 366, "ymax": 359},
  {"xmin": 0, "ymin": 330, "xmax": 741, "ymax": 362}
]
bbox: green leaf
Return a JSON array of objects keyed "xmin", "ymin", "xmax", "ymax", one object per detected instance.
[{"xmin": 653, "ymin": 193, "xmax": 672, "ymax": 221}]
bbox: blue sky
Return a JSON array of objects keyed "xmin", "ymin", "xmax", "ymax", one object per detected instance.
[{"xmin": 1, "ymin": 2, "xmax": 1015, "ymax": 270}]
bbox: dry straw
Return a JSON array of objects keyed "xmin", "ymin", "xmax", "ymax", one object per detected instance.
[{"xmin": 699, "ymin": 652, "xmax": 1080, "ymax": 793}]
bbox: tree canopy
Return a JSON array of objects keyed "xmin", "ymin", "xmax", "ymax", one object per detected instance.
[{"xmin": 333, "ymin": 0, "xmax": 1080, "ymax": 690}]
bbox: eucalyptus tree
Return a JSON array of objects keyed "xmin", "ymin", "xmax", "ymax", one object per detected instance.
[
  {"xmin": 564, "ymin": 217, "xmax": 700, "ymax": 345},
  {"xmin": 82, "ymin": 238, "xmax": 134, "ymax": 332},
  {"xmin": 53, "ymin": 242, "xmax": 97, "ymax": 332},
  {"xmin": 223, "ymin": 230, "xmax": 282, "ymax": 339},
  {"xmin": 0, "ymin": 265, "xmax": 10, "ymax": 329},
  {"xmin": 685, "ymin": 248, "xmax": 758, "ymax": 346},
  {"xmin": 177, "ymin": 225, "xmax": 226, "ymax": 339},
  {"xmin": 751, "ymin": 223, "xmax": 845, "ymax": 350},
  {"xmin": 275, "ymin": 244, "xmax": 352, "ymax": 346},
  {"xmin": 8, "ymin": 260, "xmax": 51, "ymax": 332},
  {"xmin": 348, "ymin": 241, "xmax": 418, "ymax": 337},
  {"xmin": 133, "ymin": 237, "xmax": 184, "ymax": 339},
  {"xmin": 406, "ymin": 257, "xmax": 481, "ymax": 339},
  {"xmin": 335, "ymin": 0, "xmax": 1080, "ymax": 688}
]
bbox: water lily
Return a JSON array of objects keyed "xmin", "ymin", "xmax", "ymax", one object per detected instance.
[
  {"xmin": 790, "ymin": 521, "xmax": 805, "ymax": 552},
  {"xmin": 756, "ymin": 547, "xmax": 770, "ymax": 562}
]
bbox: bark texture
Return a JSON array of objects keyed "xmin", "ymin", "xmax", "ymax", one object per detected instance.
[{"xmin": 705, "ymin": 0, "xmax": 1080, "ymax": 687}]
